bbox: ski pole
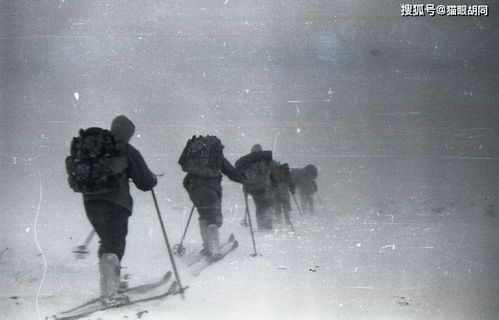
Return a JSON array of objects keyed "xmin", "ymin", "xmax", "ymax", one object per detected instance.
[
  {"xmin": 82, "ymin": 230, "xmax": 96, "ymax": 247},
  {"xmin": 173, "ymin": 205, "xmax": 196, "ymax": 256},
  {"xmin": 240, "ymin": 202, "xmax": 249, "ymax": 227},
  {"xmin": 283, "ymin": 210, "xmax": 295, "ymax": 233},
  {"xmin": 73, "ymin": 230, "xmax": 96, "ymax": 259},
  {"xmin": 244, "ymin": 192, "xmax": 258, "ymax": 257},
  {"xmin": 291, "ymin": 193, "xmax": 304, "ymax": 216},
  {"xmin": 151, "ymin": 189, "xmax": 186, "ymax": 299}
]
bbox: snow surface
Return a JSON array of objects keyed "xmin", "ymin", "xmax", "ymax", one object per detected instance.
[
  {"xmin": 1, "ymin": 0, "xmax": 499, "ymax": 319},
  {"xmin": 2, "ymin": 156, "xmax": 499, "ymax": 320}
]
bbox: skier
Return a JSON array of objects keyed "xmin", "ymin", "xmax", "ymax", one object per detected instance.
[
  {"xmin": 291, "ymin": 164, "xmax": 318, "ymax": 214},
  {"xmin": 272, "ymin": 162, "xmax": 295, "ymax": 226},
  {"xmin": 236, "ymin": 144, "xmax": 278, "ymax": 230},
  {"xmin": 74, "ymin": 116, "xmax": 158, "ymax": 305},
  {"xmin": 179, "ymin": 135, "xmax": 244, "ymax": 261}
]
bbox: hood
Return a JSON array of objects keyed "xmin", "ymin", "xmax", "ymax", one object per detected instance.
[
  {"xmin": 251, "ymin": 144, "xmax": 263, "ymax": 153},
  {"xmin": 304, "ymin": 164, "xmax": 318, "ymax": 179},
  {"xmin": 111, "ymin": 115, "xmax": 135, "ymax": 142}
]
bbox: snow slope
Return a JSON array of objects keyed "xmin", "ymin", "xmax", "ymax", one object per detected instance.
[
  {"xmin": 2, "ymin": 153, "xmax": 498, "ymax": 320},
  {"xmin": 1, "ymin": 1, "xmax": 499, "ymax": 319}
]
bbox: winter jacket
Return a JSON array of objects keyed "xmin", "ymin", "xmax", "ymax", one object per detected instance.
[
  {"xmin": 236, "ymin": 150, "xmax": 279, "ymax": 195},
  {"xmin": 290, "ymin": 167, "xmax": 318, "ymax": 196},
  {"xmin": 183, "ymin": 157, "xmax": 243, "ymax": 197},
  {"xmin": 83, "ymin": 116, "xmax": 157, "ymax": 212},
  {"xmin": 273, "ymin": 162, "xmax": 295, "ymax": 198}
]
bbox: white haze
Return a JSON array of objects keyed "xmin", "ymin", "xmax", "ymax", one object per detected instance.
[{"xmin": 1, "ymin": 1, "xmax": 498, "ymax": 319}]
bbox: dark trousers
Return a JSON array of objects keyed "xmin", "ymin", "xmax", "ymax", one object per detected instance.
[
  {"xmin": 300, "ymin": 193, "xmax": 314, "ymax": 214},
  {"xmin": 84, "ymin": 200, "xmax": 130, "ymax": 261},
  {"xmin": 275, "ymin": 195, "xmax": 291, "ymax": 223},
  {"xmin": 189, "ymin": 186, "xmax": 223, "ymax": 227},
  {"xmin": 251, "ymin": 192, "xmax": 274, "ymax": 229}
]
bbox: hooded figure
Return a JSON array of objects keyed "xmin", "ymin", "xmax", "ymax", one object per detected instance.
[
  {"xmin": 111, "ymin": 115, "xmax": 135, "ymax": 142},
  {"xmin": 272, "ymin": 162, "xmax": 295, "ymax": 226},
  {"xmin": 236, "ymin": 144, "xmax": 278, "ymax": 230},
  {"xmin": 290, "ymin": 164, "xmax": 318, "ymax": 214},
  {"xmin": 83, "ymin": 115, "xmax": 157, "ymax": 305},
  {"xmin": 181, "ymin": 136, "xmax": 244, "ymax": 260},
  {"xmin": 251, "ymin": 144, "xmax": 263, "ymax": 153}
]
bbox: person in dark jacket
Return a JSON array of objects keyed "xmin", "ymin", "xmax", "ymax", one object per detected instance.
[
  {"xmin": 272, "ymin": 162, "xmax": 295, "ymax": 226},
  {"xmin": 236, "ymin": 144, "xmax": 278, "ymax": 230},
  {"xmin": 291, "ymin": 164, "xmax": 318, "ymax": 215},
  {"xmin": 83, "ymin": 115, "xmax": 157, "ymax": 305},
  {"xmin": 182, "ymin": 143, "xmax": 244, "ymax": 261}
]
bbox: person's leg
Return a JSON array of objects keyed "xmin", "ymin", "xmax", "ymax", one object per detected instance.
[
  {"xmin": 85, "ymin": 200, "xmax": 130, "ymax": 303},
  {"xmin": 85, "ymin": 200, "xmax": 130, "ymax": 260},
  {"xmin": 301, "ymin": 194, "xmax": 313, "ymax": 214},
  {"xmin": 198, "ymin": 219, "xmax": 209, "ymax": 255},
  {"xmin": 282, "ymin": 196, "xmax": 292, "ymax": 224},
  {"xmin": 274, "ymin": 200, "xmax": 283, "ymax": 225},
  {"xmin": 299, "ymin": 191, "xmax": 309, "ymax": 214},
  {"xmin": 190, "ymin": 187, "xmax": 223, "ymax": 259},
  {"xmin": 308, "ymin": 195, "xmax": 315, "ymax": 214},
  {"xmin": 252, "ymin": 193, "xmax": 271, "ymax": 230},
  {"xmin": 264, "ymin": 189, "xmax": 276, "ymax": 228}
]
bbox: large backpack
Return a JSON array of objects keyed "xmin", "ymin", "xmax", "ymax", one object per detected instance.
[
  {"xmin": 304, "ymin": 164, "xmax": 318, "ymax": 180},
  {"xmin": 178, "ymin": 135, "xmax": 224, "ymax": 178},
  {"xmin": 236, "ymin": 151, "xmax": 273, "ymax": 195},
  {"xmin": 65, "ymin": 127, "xmax": 128, "ymax": 194}
]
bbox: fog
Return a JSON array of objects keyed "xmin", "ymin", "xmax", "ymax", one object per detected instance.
[{"xmin": 1, "ymin": 1, "xmax": 498, "ymax": 319}]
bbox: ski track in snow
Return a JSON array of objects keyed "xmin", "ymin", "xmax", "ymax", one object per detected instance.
[{"xmin": 2, "ymin": 191, "xmax": 499, "ymax": 320}]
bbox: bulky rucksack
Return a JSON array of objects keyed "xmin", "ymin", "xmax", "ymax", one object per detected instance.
[
  {"xmin": 236, "ymin": 151, "xmax": 273, "ymax": 195},
  {"xmin": 65, "ymin": 127, "xmax": 128, "ymax": 194},
  {"xmin": 178, "ymin": 135, "xmax": 224, "ymax": 178},
  {"xmin": 244, "ymin": 161, "xmax": 271, "ymax": 187},
  {"xmin": 304, "ymin": 164, "xmax": 318, "ymax": 180}
]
